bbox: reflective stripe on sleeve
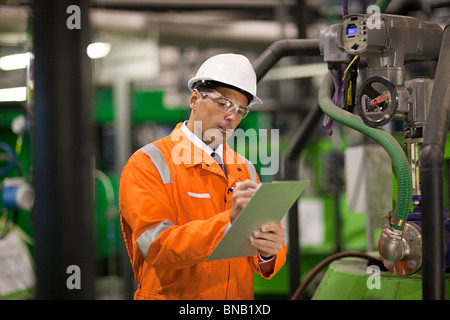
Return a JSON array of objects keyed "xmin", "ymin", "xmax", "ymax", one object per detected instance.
[
  {"xmin": 136, "ymin": 219, "xmax": 174, "ymax": 259},
  {"xmin": 140, "ymin": 143, "xmax": 173, "ymax": 184}
]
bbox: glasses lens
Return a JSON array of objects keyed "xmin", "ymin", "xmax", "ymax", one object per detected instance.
[
  {"xmin": 214, "ymin": 97, "xmax": 232, "ymax": 109},
  {"xmin": 201, "ymin": 92, "xmax": 249, "ymax": 119},
  {"xmin": 235, "ymin": 106, "xmax": 249, "ymax": 119}
]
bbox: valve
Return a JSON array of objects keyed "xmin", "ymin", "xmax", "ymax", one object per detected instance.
[{"xmin": 356, "ymin": 76, "xmax": 399, "ymax": 127}]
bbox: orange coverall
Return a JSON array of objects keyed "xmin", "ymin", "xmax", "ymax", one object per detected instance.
[{"xmin": 119, "ymin": 123, "xmax": 287, "ymax": 299}]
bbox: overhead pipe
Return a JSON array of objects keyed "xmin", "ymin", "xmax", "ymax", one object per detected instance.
[
  {"xmin": 253, "ymin": 39, "xmax": 320, "ymax": 81},
  {"xmin": 253, "ymin": 38, "xmax": 321, "ymax": 297},
  {"xmin": 420, "ymin": 18, "xmax": 450, "ymax": 300}
]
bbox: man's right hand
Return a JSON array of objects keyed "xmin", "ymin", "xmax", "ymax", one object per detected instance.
[{"xmin": 230, "ymin": 179, "xmax": 259, "ymax": 223}]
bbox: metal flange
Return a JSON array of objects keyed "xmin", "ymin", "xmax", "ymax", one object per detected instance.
[{"xmin": 380, "ymin": 222, "xmax": 422, "ymax": 276}]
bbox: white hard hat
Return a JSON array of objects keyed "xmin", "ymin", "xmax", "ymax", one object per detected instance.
[{"xmin": 187, "ymin": 53, "xmax": 262, "ymax": 106}]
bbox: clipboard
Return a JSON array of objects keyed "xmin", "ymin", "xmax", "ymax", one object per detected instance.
[{"xmin": 207, "ymin": 180, "xmax": 310, "ymax": 261}]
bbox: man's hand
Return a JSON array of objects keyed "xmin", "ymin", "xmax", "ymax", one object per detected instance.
[
  {"xmin": 250, "ymin": 223, "xmax": 286, "ymax": 259},
  {"xmin": 230, "ymin": 179, "xmax": 259, "ymax": 223}
]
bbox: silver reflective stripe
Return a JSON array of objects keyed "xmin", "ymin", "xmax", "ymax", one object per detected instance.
[
  {"xmin": 140, "ymin": 143, "xmax": 173, "ymax": 184},
  {"xmin": 187, "ymin": 191, "xmax": 211, "ymax": 198},
  {"xmin": 136, "ymin": 219, "xmax": 174, "ymax": 259},
  {"xmin": 244, "ymin": 158, "xmax": 257, "ymax": 183}
]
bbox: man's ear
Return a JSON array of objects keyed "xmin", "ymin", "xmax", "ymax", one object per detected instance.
[{"xmin": 189, "ymin": 89, "xmax": 200, "ymax": 111}]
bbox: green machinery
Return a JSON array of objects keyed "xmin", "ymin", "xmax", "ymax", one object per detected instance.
[
  {"xmin": 312, "ymin": 256, "xmax": 450, "ymax": 300},
  {"xmin": 253, "ymin": 2, "xmax": 450, "ymax": 299},
  {"xmin": 308, "ymin": 11, "xmax": 450, "ymax": 299}
]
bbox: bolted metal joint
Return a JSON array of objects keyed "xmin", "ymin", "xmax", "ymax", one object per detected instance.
[{"xmin": 378, "ymin": 222, "xmax": 422, "ymax": 276}]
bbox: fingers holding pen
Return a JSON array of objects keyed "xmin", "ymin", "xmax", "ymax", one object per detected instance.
[
  {"xmin": 235, "ymin": 179, "xmax": 259, "ymax": 192},
  {"xmin": 230, "ymin": 179, "xmax": 259, "ymax": 223}
]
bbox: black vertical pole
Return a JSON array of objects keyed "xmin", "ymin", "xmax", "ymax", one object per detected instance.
[
  {"xmin": 421, "ymin": 18, "xmax": 450, "ymax": 300},
  {"xmin": 283, "ymin": 159, "xmax": 300, "ymax": 297},
  {"xmin": 282, "ymin": 104, "xmax": 322, "ymax": 297},
  {"xmin": 33, "ymin": 0, "xmax": 95, "ymax": 299}
]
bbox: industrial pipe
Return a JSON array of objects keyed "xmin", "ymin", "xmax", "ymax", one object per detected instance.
[
  {"xmin": 420, "ymin": 18, "xmax": 450, "ymax": 300},
  {"xmin": 283, "ymin": 105, "xmax": 323, "ymax": 162},
  {"xmin": 253, "ymin": 39, "xmax": 320, "ymax": 81}
]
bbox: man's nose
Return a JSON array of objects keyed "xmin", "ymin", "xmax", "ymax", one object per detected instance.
[{"xmin": 224, "ymin": 109, "xmax": 238, "ymax": 121}]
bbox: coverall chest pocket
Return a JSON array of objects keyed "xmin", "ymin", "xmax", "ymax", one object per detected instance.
[{"xmin": 179, "ymin": 187, "xmax": 223, "ymax": 222}]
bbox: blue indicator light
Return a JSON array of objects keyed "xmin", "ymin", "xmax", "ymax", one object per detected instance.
[
  {"xmin": 346, "ymin": 24, "xmax": 358, "ymax": 36},
  {"xmin": 347, "ymin": 27, "xmax": 358, "ymax": 35}
]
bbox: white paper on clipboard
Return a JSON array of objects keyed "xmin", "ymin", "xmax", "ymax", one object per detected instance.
[{"xmin": 207, "ymin": 180, "xmax": 310, "ymax": 261}]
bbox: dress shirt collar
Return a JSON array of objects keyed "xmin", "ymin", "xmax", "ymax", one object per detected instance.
[{"xmin": 180, "ymin": 121, "xmax": 223, "ymax": 160}]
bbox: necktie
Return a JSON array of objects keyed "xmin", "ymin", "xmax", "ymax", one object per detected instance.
[{"xmin": 211, "ymin": 152, "xmax": 227, "ymax": 177}]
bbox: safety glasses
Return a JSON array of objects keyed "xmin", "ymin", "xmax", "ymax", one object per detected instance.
[{"xmin": 199, "ymin": 91, "xmax": 250, "ymax": 119}]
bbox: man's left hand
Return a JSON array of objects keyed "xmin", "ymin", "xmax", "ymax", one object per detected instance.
[{"xmin": 250, "ymin": 223, "xmax": 286, "ymax": 259}]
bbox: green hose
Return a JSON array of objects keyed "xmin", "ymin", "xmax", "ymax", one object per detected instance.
[
  {"xmin": 375, "ymin": 0, "xmax": 392, "ymax": 13},
  {"xmin": 318, "ymin": 72, "xmax": 412, "ymax": 230}
]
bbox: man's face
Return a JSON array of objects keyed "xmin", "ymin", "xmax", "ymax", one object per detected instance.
[{"xmin": 187, "ymin": 87, "xmax": 248, "ymax": 146}]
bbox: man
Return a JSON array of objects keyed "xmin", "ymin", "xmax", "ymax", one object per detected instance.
[{"xmin": 119, "ymin": 53, "xmax": 287, "ymax": 300}]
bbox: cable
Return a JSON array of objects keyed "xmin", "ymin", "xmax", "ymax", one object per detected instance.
[
  {"xmin": 0, "ymin": 141, "xmax": 25, "ymax": 177},
  {"xmin": 94, "ymin": 169, "xmax": 115, "ymax": 207},
  {"xmin": 343, "ymin": 0, "xmax": 348, "ymax": 16},
  {"xmin": 322, "ymin": 66, "xmax": 345, "ymax": 136},
  {"xmin": 0, "ymin": 142, "xmax": 17, "ymax": 176},
  {"xmin": 94, "ymin": 169, "xmax": 119, "ymax": 278},
  {"xmin": 342, "ymin": 55, "xmax": 359, "ymax": 81},
  {"xmin": 290, "ymin": 251, "xmax": 381, "ymax": 300}
]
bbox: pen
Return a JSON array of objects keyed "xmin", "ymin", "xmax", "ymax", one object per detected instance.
[{"xmin": 229, "ymin": 183, "xmax": 260, "ymax": 193}]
